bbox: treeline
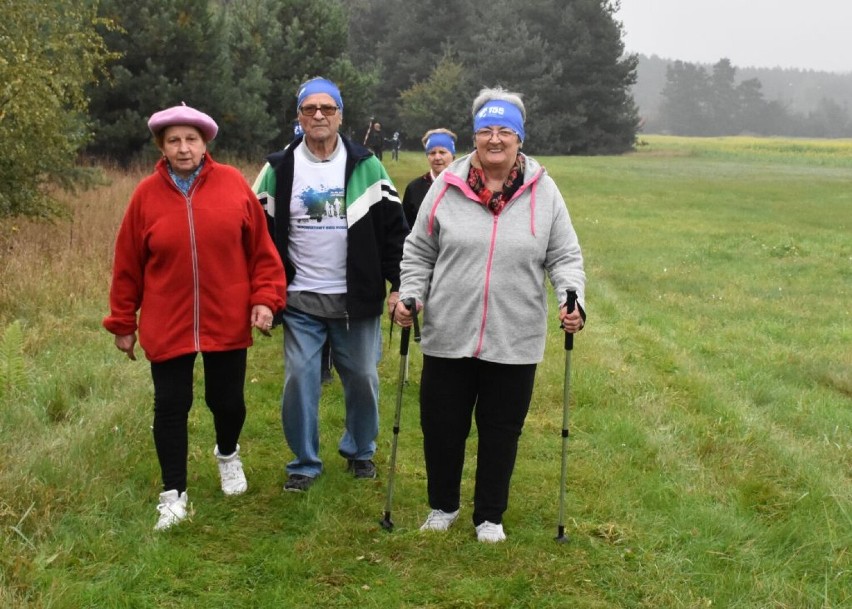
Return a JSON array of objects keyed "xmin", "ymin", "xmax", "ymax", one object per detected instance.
[
  {"xmin": 1, "ymin": 0, "xmax": 639, "ymax": 218},
  {"xmin": 86, "ymin": 0, "xmax": 375, "ymax": 163},
  {"xmin": 634, "ymin": 55, "xmax": 852, "ymax": 137},
  {"xmin": 86, "ymin": 0, "xmax": 638, "ymax": 161},
  {"xmin": 341, "ymin": 0, "xmax": 637, "ymax": 156}
]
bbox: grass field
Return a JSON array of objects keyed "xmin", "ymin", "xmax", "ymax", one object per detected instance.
[{"xmin": 1, "ymin": 136, "xmax": 850, "ymax": 608}]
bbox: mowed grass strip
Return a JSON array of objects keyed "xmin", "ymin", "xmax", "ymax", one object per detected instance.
[{"xmin": 0, "ymin": 137, "xmax": 849, "ymax": 608}]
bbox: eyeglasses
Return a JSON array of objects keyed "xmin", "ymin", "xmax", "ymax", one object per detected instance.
[
  {"xmin": 475, "ymin": 128, "xmax": 517, "ymax": 141},
  {"xmin": 299, "ymin": 105, "xmax": 339, "ymax": 117}
]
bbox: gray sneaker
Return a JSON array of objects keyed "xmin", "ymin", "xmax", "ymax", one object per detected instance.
[
  {"xmin": 420, "ymin": 508, "xmax": 460, "ymax": 532},
  {"xmin": 347, "ymin": 459, "xmax": 377, "ymax": 479},
  {"xmin": 283, "ymin": 474, "xmax": 315, "ymax": 492}
]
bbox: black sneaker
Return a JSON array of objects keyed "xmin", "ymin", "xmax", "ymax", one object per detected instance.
[
  {"xmin": 347, "ymin": 459, "xmax": 377, "ymax": 479},
  {"xmin": 283, "ymin": 473, "xmax": 315, "ymax": 492}
]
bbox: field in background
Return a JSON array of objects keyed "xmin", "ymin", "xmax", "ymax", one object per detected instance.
[{"xmin": 0, "ymin": 136, "xmax": 849, "ymax": 608}]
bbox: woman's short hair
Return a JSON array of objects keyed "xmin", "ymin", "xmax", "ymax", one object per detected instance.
[{"xmin": 471, "ymin": 87, "xmax": 526, "ymax": 121}]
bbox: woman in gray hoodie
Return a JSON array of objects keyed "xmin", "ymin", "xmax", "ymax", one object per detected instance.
[{"xmin": 393, "ymin": 87, "xmax": 586, "ymax": 542}]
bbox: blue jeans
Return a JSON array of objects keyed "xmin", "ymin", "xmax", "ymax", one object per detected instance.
[{"xmin": 280, "ymin": 307, "xmax": 382, "ymax": 477}]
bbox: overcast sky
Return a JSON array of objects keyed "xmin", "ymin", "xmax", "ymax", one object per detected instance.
[{"xmin": 616, "ymin": 0, "xmax": 850, "ymax": 73}]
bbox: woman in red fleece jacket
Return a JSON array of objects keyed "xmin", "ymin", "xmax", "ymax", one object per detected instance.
[{"xmin": 103, "ymin": 104, "xmax": 286, "ymax": 531}]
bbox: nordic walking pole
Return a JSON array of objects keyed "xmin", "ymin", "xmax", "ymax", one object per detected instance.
[
  {"xmin": 555, "ymin": 289, "xmax": 577, "ymax": 543},
  {"xmin": 403, "ymin": 344, "xmax": 410, "ymax": 385},
  {"xmin": 380, "ymin": 298, "xmax": 419, "ymax": 531},
  {"xmin": 363, "ymin": 116, "xmax": 374, "ymax": 146}
]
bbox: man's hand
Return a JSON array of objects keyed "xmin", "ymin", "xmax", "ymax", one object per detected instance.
[{"xmin": 387, "ymin": 291, "xmax": 400, "ymax": 318}]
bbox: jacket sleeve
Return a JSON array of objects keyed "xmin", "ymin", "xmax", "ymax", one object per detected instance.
[
  {"xmin": 102, "ymin": 194, "xmax": 146, "ymax": 336},
  {"xmin": 376, "ymin": 162, "xmax": 407, "ymax": 291},
  {"xmin": 401, "ymin": 179, "xmax": 419, "ymax": 231},
  {"xmin": 243, "ymin": 181, "xmax": 287, "ymax": 313},
  {"xmin": 251, "ymin": 161, "xmax": 276, "ymax": 240},
  {"xmin": 399, "ymin": 180, "xmax": 442, "ymax": 306},
  {"xmin": 543, "ymin": 176, "xmax": 587, "ymax": 315}
]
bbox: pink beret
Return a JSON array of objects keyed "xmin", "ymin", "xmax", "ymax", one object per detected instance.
[{"xmin": 147, "ymin": 102, "xmax": 218, "ymax": 141}]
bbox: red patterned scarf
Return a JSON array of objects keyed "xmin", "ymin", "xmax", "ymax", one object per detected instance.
[{"xmin": 466, "ymin": 154, "xmax": 526, "ymax": 214}]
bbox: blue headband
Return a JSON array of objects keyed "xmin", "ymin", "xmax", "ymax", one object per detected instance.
[
  {"xmin": 297, "ymin": 78, "xmax": 343, "ymax": 110},
  {"xmin": 425, "ymin": 133, "xmax": 456, "ymax": 155},
  {"xmin": 473, "ymin": 100, "xmax": 525, "ymax": 142}
]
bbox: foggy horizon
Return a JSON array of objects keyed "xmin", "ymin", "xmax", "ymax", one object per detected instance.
[{"xmin": 617, "ymin": 0, "xmax": 851, "ymax": 75}]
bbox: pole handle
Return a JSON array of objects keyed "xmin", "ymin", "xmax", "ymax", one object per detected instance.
[
  {"xmin": 563, "ymin": 289, "xmax": 577, "ymax": 351},
  {"xmin": 399, "ymin": 298, "xmax": 416, "ymax": 356}
]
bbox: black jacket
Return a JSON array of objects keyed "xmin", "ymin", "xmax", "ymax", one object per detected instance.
[{"xmin": 402, "ymin": 173, "xmax": 434, "ymax": 229}]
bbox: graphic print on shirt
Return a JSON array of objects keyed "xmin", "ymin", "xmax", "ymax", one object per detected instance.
[
  {"xmin": 296, "ymin": 185, "xmax": 346, "ymax": 223},
  {"xmin": 287, "ymin": 142, "xmax": 349, "ymax": 294}
]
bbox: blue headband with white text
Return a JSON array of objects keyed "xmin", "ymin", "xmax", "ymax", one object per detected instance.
[
  {"xmin": 425, "ymin": 133, "xmax": 456, "ymax": 155},
  {"xmin": 473, "ymin": 100, "xmax": 525, "ymax": 142},
  {"xmin": 296, "ymin": 78, "xmax": 343, "ymax": 111}
]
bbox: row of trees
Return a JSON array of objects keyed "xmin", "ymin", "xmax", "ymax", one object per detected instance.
[
  {"xmin": 86, "ymin": 0, "xmax": 377, "ymax": 162},
  {"xmin": 2, "ymin": 0, "xmax": 639, "ymax": 218},
  {"xmin": 633, "ymin": 54, "xmax": 852, "ymax": 133},
  {"xmin": 86, "ymin": 0, "xmax": 638, "ymax": 161},
  {"xmin": 343, "ymin": 0, "xmax": 638, "ymax": 156},
  {"xmin": 656, "ymin": 59, "xmax": 852, "ymax": 137}
]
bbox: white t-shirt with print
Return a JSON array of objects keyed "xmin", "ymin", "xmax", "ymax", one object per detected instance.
[{"xmin": 288, "ymin": 140, "xmax": 348, "ymax": 294}]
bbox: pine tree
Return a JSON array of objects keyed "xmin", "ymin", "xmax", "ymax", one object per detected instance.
[
  {"xmin": 398, "ymin": 55, "xmax": 470, "ymax": 143},
  {"xmin": 86, "ymin": 0, "xmax": 227, "ymax": 164},
  {"xmin": 660, "ymin": 61, "xmax": 711, "ymax": 136}
]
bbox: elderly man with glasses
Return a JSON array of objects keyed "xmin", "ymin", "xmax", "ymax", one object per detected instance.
[{"xmin": 253, "ymin": 77, "xmax": 407, "ymax": 492}]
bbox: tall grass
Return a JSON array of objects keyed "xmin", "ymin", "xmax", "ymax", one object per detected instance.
[{"xmin": 0, "ymin": 137, "xmax": 849, "ymax": 608}]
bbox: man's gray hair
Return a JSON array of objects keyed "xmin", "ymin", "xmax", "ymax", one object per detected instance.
[{"xmin": 471, "ymin": 87, "xmax": 526, "ymax": 121}]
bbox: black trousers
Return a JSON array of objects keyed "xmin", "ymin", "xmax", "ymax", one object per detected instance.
[
  {"xmin": 150, "ymin": 349, "xmax": 247, "ymax": 493},
  {"xmin": 419, "ymin": 355, "xmax": 537, "ymax": 525}
]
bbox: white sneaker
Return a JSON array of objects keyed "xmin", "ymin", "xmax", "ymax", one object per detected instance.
[
  {"xmin": 475, "ymin": 520, "xmax": 506, "ymax": 543},
  {"xmin": 215, "ymin": 444, "xmax": 248, "ymax": 495},
  {"xmin": 154, "ymin": 490, "xmax": 189, "ymax": 531},
  {"xmin": 419, "ymin": 508, "xmax": 460, "ymax": 532}
]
